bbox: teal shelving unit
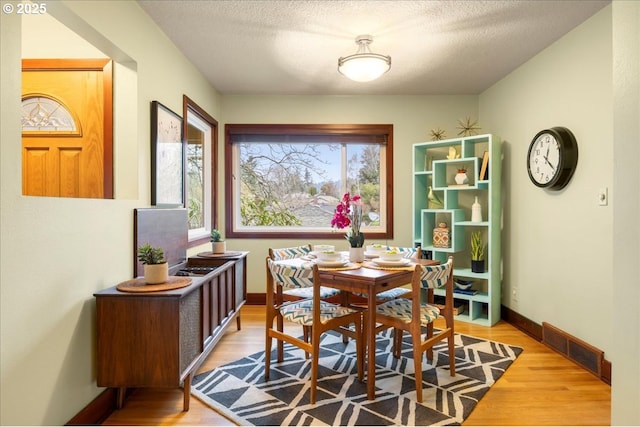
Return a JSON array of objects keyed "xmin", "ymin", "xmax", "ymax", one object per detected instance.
[{"xmin": 412, "ymin": 134, "xmax": 502, "ymax": 326}]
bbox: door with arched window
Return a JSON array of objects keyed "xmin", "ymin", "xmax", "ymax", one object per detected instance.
[{"xmin": 21, "ymin": 59, "xmax": 113, "ymax": 198}]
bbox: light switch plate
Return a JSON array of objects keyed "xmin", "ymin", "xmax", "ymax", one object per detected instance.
[{"xmin": 598, "ymin": 188, "xmax": 608, "ymax": 206}]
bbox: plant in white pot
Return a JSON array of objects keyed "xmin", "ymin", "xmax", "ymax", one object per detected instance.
[
  {"xmin": 470, "ymin": 231, "xmax": 485, "ymax": 273},
  {"xmin": 210, "ymin": 229, "xmax": 226, "ymax": 254},
  {"xmin": 137, "ymin": 243, "xmax": 168, "ymax": 284}
]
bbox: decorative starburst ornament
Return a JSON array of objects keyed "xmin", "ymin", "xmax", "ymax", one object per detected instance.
[
  {"xmin": 457, "ymin": 117, "xmax": 481, "ymax": 137},
  {"xmin": 430, "ymin": 127, "xmax": 446, "ymax": 141}
]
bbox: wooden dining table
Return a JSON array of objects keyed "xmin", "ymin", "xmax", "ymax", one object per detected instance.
[{"xmin": 277, "ymin": 256, "xmax": 439, "ymax": 400}]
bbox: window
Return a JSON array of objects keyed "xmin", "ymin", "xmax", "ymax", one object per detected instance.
[
  {"xmin": 183, "ymin": 96, "xmax": 218, "ymax": 246},
  {"xmin": 225, "ymin": 124, "xmax": 393, "ymax": 239}
]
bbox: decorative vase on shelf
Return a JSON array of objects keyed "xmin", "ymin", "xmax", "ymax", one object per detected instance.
[
  {"xmin": 349, "ymin": 247, "xmax": 365, "ymax": 263},
  {"xmin": 454, "ymin": 168, "xmax": 469, "ymax": 185},
  {"xmin": 471, "ymin": 196, "xmax": 483, "ymax": 222}
]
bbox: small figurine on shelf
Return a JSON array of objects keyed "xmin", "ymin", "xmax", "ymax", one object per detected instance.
[
  {"xmin": 427, "ymin": 186, "xmax": 443, "ymax": 209},
  {"xmin": 447, "ymin": 146, "xmax": 460, "ymax": 159}
]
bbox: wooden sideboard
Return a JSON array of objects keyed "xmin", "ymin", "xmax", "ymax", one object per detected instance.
[{"xmin": 94, "ymin": 252, "xmax": 247, "ymax": 411}]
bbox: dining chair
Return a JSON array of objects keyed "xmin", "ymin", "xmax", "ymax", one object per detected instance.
[
  {"xmin": 374, "ymin": 256, "xmax": 455, "ymax": 403},
  {"xmin": 265, "ymin": 257, "xmax": 364, "ymax": 404},
  {"xmin": 269, "ymin": 245, "xmax": 342, "ymax": 355}
]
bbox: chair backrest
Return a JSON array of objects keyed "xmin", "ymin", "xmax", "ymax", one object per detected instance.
[
  {"xmin": 387, "ymin": 246, "xmax": 422, "ymax": 259},
  {"xmin": 268, "ymin": 244, "xmax": 312, "ymax": 260},
  {"xmin": 416, "ymin": 257, "xmax": 453, "ymax": 289},
  {"xmin": 267, "ymin": 258, "xmax": 315, "ymax": 290}
]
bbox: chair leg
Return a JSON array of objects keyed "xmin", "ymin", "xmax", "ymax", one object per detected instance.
[
  {"xmin": 412, "ymin": 331, "xmax": 424, "ymax": 403},
  {"xmin": 277, "ymin": 314, "xmax": 284, "ymax": 362},
  {"xmin": 448, "ymin": 333, "xmax": 456, "ymax": 376},
  {"xmin": 425, "ymin": 322, "xmax": 434, "ymax": 361},
  {"xmin": 303, "ymin": 326, "xmax": 311, "ymax": 359},
  {"xmin": 310, "ymin": 329, "xmax": 320, "ymax": 404},
  {"xmin": 393, "ymin": 328, "xmax": 403, "ymax": 359},
  {"xmin": 355, "ymin": 318, "xmax": 364, "ymax": 381},
  {"xmin": 265, "ymin": 330, "xmax": 272, "ymax": 380}
]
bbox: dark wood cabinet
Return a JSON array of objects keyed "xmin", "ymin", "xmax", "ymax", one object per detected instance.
[{"xmin": 94, "ymin": 252, "xmax": 247, "ymax": 411}]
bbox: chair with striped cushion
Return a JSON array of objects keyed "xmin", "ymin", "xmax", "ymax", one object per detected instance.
[
  {"xmin": 374, "ymin": 256, "xmax": 455, "ymax": 403},
  {"xmin": 269, "ymin": 245, "xmax": 342, "ymax": 355},
  {"xmin": 265, "ymin": 258, "xmax": 364, "ymax": 404}
]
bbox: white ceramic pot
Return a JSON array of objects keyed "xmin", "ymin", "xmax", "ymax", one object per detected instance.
[
  {"xmin": 212, "ymin": 241, "xmax": 226, "ymax": 254},
  {"xmin": 349, "ymin": 247, "xmax": 365, "ymax": 262},
  {"xmin": 455, "ymin": 170, "xmax": 469, "ymax": 185},
  {"xmin": 144, "ymin": 262, "xmax": 168, "ymax": 284}
]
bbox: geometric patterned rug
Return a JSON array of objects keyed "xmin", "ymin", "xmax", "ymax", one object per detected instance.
[{"xmin": 192, "ymin": 328, "xmax": 522, "ymax": 426}]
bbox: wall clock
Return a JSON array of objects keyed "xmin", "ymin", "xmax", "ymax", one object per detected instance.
[{"xmin": 526, "ymin": 126, "xmax": 578, "ymax": 191}]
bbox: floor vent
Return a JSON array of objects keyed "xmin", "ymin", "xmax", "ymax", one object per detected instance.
[{"xmin": 542, "ymin": 322, "xmax": 604, "ymax": 378}]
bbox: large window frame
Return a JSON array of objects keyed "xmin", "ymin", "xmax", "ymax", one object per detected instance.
[
  {"xmin": 225, "ymin": 123, "xmax": 394, "ymax": 240},
  {"xmin": 183, "ymin": 95, "xmax": 218, "ymax": 247}
]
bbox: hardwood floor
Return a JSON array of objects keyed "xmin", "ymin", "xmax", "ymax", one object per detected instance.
[{"xmin": 101, "ymin": 305, "xmax": 610, "ymax": 426}]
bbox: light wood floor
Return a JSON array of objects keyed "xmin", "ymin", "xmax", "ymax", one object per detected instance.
[{"xmin": 102, "ymin": 305, "xmax": 611, "ymax": 426}]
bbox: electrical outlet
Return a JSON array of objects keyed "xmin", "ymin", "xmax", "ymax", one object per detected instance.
[
  {"xmin": 598, "ymin": 188, "xmax": 608, "ymax": 206},
  {"xmin": 512, "ymin": 287, "xmax": 519, "ymax": 302}
]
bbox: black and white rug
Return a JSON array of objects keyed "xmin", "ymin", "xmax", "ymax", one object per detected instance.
[{"xmin": 192, "ymin": 329, "xmax": 522, "ymax": 426}]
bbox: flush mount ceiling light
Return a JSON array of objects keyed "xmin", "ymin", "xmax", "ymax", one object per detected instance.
[{"xmin": 338, "ymin": 35, "xmax": 391, "ymax": 82}]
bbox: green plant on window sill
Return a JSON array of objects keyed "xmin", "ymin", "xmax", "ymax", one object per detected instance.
[{"xmin": 137, "ymin": 243, "xmax": 166, "ymax": 265}]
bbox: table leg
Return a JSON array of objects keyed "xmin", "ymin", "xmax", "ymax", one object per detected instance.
[{"xmin": 367, "ymin": 291, "xmax": 376, "ymax": 400}]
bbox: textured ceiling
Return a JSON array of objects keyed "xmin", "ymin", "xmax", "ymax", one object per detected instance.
[{"xmin": 137, "ymin": 0, "xmax": 610, "ymax": 95}]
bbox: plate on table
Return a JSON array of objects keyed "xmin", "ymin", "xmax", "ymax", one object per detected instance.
[
  {"xmin": 371, "ymin": 258, "xmax": 412, "ymax": 267},
  {"xmin": 364, "ymin": 252, "xmax": 381, "ymax": 259},
  {"xmin": 316, "ymin": 259, "xmax": 348, "ymax": 268}
]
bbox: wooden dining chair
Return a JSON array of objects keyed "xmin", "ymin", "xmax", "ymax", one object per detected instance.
[
  {"xmin": 374, "ymin": 256, "xmax": 455, "ymax": 403},
  {"xmin": 265, "ymin": 257, "xmax": 364, "ymax": 403},
  {"xmin": 269, "ymin": 245, "xmax": 342, "ymax": 356}
]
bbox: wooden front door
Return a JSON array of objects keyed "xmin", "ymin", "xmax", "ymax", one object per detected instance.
[{"xmin": 21, "ymin": 59, "xmax": 113, "ymax": 198}]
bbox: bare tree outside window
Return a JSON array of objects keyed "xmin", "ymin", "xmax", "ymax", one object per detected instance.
[{"xmin": 225, "ymin": 124, "xmax": 393, "ymax": 240}]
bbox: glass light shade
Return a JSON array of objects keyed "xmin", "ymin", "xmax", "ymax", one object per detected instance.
[{"xmin": 338, "ymin": 54, "xmax": 391, "ymax": 82}]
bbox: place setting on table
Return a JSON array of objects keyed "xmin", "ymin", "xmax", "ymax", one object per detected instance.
[{"xmin": 298, "ymin": 244, "xmax": 420, "ymax": 272}]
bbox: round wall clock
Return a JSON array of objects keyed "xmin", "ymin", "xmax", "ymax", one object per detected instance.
[{"xmin": 526, "ymin": 126, "xmax": 578, "ymax": 191}]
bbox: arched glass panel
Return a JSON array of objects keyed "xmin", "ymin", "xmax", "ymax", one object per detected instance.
[{"xmin": 21, "ymin": 95, "xmax": 77, "ymax": 132}]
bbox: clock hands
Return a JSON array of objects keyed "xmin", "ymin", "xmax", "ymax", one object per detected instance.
[{"xmin": 543, "ymin": 155, "xmax": 555, "ymax": 172}]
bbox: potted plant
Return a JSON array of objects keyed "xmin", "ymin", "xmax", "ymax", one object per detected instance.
[
  {"xmin": 137, "ymin": 243, "xmax": 168, "ymax": 284},
  {"xmin": 210, "ymin": 229, "xmax": 226, "ymax": 254},
  {"xmin": 470, "ymin": 231, "xmax": 485, "ymax": 273}
]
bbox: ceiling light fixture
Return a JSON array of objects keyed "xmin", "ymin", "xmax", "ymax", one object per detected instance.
[{"xmin": 338, "ymin": 35, "xmax": 391, "ymax": 82}]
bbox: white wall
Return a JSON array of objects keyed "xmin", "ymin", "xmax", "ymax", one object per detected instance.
[
  {"xmin": 0, "ymin": 1, "xmax": 222, "ymax": 424},
  {"xmin": 219, "ymin": 94, "xmax": 478, "ymax": 294},
  {"xmin": 481, "ymin": 5, "xmax": 640, "ymax": 423},
  {"xmin": 480, "ymin": 7, "xmax": 613, "ymax": 351},
  {"xmin": 611, "ymin": 2, "xmax": 640, "ymax": 424}
]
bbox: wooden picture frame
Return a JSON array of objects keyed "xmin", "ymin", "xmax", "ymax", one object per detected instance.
[
  {"xmin": 479, "ymin": 150, "xmax": 490, "ymax": 181},
  {"xmin": 151, "ymin": 101, "xmax": 184, "ymax": 206}
]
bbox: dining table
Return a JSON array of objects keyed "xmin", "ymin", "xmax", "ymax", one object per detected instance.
[{"xmin": 276, "ymin": 254, "xmax": 439, "ymax": 400}]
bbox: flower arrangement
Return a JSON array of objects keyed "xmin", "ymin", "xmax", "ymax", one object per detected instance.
[{"xmin": 331, "ymin": 192, "xmax": 365, "ymax": 248}]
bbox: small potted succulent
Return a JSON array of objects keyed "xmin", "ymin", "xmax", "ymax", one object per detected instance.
[
  {"xmin": 470, "ymin": 231, "xmax": 485, "ymax": 273},
  {"xmin": 137, "ymin": 243, "xmax": 168, "ymax": 284},
  {"xmin": 210, "ymin": 229, "xmax": 226, "ymax": 254}
]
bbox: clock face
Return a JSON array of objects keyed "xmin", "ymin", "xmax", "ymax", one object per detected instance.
[
  {"xmin": 528, "ymin": 132, "xmax": 560, "ymax": 186},
  {"xmin": 526, "ymin": 127, "xmax": 578, "ymax": 190}
]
